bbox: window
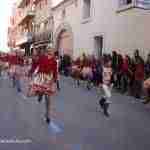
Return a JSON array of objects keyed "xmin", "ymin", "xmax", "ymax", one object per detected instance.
[
  {"xmin": 117, "ymin": 0, "xmax": 135, "ymax": 12},
  {"xmin": 44, "ymin": 21, "xmax": 48, "ymax": 29},
  {"xmin": 119, "ymin": 0, "xmax": 133, "ymax": 7},
  {"xmin": 45, "ymin": 0, "xmax": 48, "ymax": 5},
  {"xmin": 83, "ymin": 0, "xmax": 91, "ymax": 19},
  {"xmin": 62, "ymin": 9, "xmax": 66, "ymax": 19},
  {"xmin": 75, "ymin": 0, "xmax": 78, "ymax": 7},
  {"xmin": 31, "ymin": 4, "xmax": 35, "ymax": 11},
  {"xmin": 40, "ymin": 22, "xmax": 44, "ymax": 31},
  {"xmin": 94, "ymin": 36, "xmax": 103, "ymax": 58},
  {"xmin": 39, "ymin": 2, "xmax": 42, "ymax": 10}
]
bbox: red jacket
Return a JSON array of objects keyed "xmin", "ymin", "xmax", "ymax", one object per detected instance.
[
  {"xmin": 31, "ymin": 55, "xmax": 57, "ymax": 81},
  {"xmin": 122, "ymin": 58, "xmax": 129, "ymax": 73},
  {"xmin": 134, "ymin": 63, "xmax": 144, "ymax": 80},
  {"xmin": 8, "ymin": 55, "xmax": 18, "ymax": 65}
]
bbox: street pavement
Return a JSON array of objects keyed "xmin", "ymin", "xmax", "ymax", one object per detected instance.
[{"xmin": 0, "ymin": 75, "xmax": 150, "ymax": 150}]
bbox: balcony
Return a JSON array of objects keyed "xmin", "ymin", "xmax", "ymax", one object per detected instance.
[
  {"xmin": 17, "ymin": 6, "xmax": 35, "ymax": 26},
  {"xmin": 17, "ymin": 0, "xmax": 30, "ymax": 8},
  {"xmin": 16, "ymin": 32, "xmax": 33, "ymax": 46},
  {"xmin": 33, "ymin": 29, "xmax": 52, "ymax": 47}
]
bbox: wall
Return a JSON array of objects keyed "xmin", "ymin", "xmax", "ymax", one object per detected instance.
[{"xmin": 53, "ymin": 0, "xmax": 150, "ymax": 58}]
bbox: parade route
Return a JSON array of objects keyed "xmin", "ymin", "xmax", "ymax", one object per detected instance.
[{"xmin": 0, "ymin": 76, "xmax": 150, "ymax": 150}]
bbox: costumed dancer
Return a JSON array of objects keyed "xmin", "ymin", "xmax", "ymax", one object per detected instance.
[
  {"xmin": 9, "ymin": 51, "xmax": 23, "ymax": 93},
  {"xmin": 28, "ymin": 48, "xmax": 57, "ymax": 124},
  {"xmin": 99, "ymin": 59, "xmax": 113, "ymax": 117},
  {"xmin": 54, "ymin": 51, "xmax": 61, "ymax": 91}
]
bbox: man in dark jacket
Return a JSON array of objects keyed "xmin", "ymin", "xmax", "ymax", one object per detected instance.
[{"xmin": 132, "ymin": 50, "xmax": 144, "ymax": 99}]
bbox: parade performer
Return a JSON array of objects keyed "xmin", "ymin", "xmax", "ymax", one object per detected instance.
[
  {"xmin": 8, "ymin": 51, "xmax": 23, "ymax": 92},
  {"xmin": 54, "ymin": 51, "xmax": 61, "ymax": 91},
  {"xmin": 99, "ymin": 59, "xmax": 113, "ymax": 117},
  {"xmin": 28, "ymin": 48, "xmax": 57, "ymax": 124}
]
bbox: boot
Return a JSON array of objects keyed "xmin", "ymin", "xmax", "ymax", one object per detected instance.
[
  {"xmin": 38, "ymin": 94, "xmax": 43, "ymax": 103},
  {"xmin": 99, "ymin": 97, "xmax": 106, "ymax": 108},
  {"xmin": 103, "ymin": 102, "xmax": 110, "ymax": 117},
  {"xmin": 46, "ymin": 117, "xmax": 51, "ymax": 124}
]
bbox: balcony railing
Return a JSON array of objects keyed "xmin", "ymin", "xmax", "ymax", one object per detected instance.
[
  {"xmin": 17, "ymin": 6, "xmax": 35, "ymax": 26},
  {"xmin": 33, "ymin": 29, "xmax": 52, "ymax": 46},
  {"xmin": 16, "ymin": 32, "xmax": 33, "ymax": 46},
  {"xmin": 17, "ymin": 0, "xmax": 30, "ymax": 8}
]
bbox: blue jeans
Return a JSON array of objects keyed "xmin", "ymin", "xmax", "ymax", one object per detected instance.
[
  {"xmin": 37, "ymin": 94, "xmax": 50, "ymax": 119},
  {"xmin": 13, "ymin": 76, "xmax": 21, "ymax": 92}
]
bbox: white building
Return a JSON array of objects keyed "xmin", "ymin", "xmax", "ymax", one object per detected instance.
[{"xmin": 52, "ymin": 0, "xmax": 150, "ymax": 59}]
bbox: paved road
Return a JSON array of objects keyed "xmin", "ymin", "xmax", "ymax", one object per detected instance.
[{"xmin": 0, "ymin": 75, "xmax": 150, "ymax": 150}]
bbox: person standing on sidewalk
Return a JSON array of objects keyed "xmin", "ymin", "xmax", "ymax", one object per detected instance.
[
  {"xmin": 132, "ymin": 50, "xmax": 145, "ymax": 99},
  {"xmin": 8, "ymin": 51, "xmax": 18, "ymax": 89},
  {"xmin": 121, "ymin": 55, "xmax": 129, "ymax": 93}
]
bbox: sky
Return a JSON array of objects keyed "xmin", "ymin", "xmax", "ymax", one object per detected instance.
[{"xmin": 0, "ymin": 0, "xmax": 14, "ymax": 52}]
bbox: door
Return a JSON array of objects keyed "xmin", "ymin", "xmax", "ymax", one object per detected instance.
[
  {"xmin": 57, "ymin": 30, "xmax": 73, "ymax": 56},
  {"xmin": 94, "ymin": 36, "xmax": 103, "ymax": 58}
]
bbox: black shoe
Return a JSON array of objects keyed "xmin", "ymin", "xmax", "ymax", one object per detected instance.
[
  {"xmin": 46, "ymin": 117, "xmax": 50, "ymax": 124},
  {"xmin": 17, "ymin": 89, "xmax": 22, "ymax": 93},
  {"xmin": 99, "ymin": 97, "xmax": 106, "ymax": 108},
  {"xmin": 38, "ymin": 95, "xmax": 43, "ymax": 103},
  {"xmin": 104, "ymin": 111, "xmax": 110, "ymax": 117},
  {"xmin": 135, "ymin": 95, "xmax": 141, "ymax": 99},
  {"xmin": 103, "ymin": 103, "xmax": 110, "ymax": 117},
  {"xmin": 87, "ymin": 85, "xmax": 91, "ymax": 90}
]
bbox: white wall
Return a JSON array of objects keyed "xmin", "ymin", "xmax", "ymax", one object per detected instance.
[{"xmin": 53, "ymin": 0, "xmax": 150, "ymax": 58}]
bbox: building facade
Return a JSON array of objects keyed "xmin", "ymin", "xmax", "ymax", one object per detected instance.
[
  {"xmin": 33, "ymin": 0, "xmax": 53, "ymax": 50},
  {"xmin": 7, "ymin": 3, "xmax": 19, "ymax": 50},
  {"xmin": 15, "ymin": 0, "xmax": 36, "ymax": 55},
  {"xmin": 52, "ymin": 0, "xmax": 150, "ymax": 58},
  {"xmin": 8, "ymin": 0, "xmax": 53, "ymax": 54},
  {"xmin": 8, "ymin": 0, "xmax": 150, "ymax": 58}
]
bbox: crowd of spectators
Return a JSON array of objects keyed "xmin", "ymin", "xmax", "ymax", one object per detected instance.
[{"xmin": 59, "ymin": 49, "xmax": 150, "ymax": 104}]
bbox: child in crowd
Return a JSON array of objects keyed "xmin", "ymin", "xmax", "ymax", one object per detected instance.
[{"xmin": 99, "ymin": 59, "xmax": 113, "ymax": 117}]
